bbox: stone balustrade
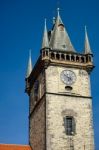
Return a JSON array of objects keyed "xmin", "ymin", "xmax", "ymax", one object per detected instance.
[{"xmin": 42, "ymin": 49, "xmax": 93, "ymax": 64}]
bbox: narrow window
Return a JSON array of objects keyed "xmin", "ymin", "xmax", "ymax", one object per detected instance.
[
  {"xmin": 64, "ymin": 116, "xmax": 75, "ymax": 135},
  {"xmin": 34, "ymin": 80, "xmax": 39, "ymax": 101}
]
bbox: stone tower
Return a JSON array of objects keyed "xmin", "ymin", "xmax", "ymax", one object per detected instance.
[{"xmin": 25, "ymin": 9, "xmax": 95, "ymax": 150}]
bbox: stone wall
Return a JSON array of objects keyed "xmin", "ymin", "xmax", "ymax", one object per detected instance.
[
  {"xmin": 45, "ymin": 65, "xmax": 94, "ymax": 150},
  {"xmin": 29, "ymin": 97, "xmax": 46, "ymax": 150},
  {"xmin": 30, "ymin": 71, "xmax": 45, "ymax": 114},
  {"xmin": 46, "ymin": 94, "xmax": 94, "ymax": 150},
  {"xmin": 29, "ymin": 64, "xmax": 94, "ymax": 150}
]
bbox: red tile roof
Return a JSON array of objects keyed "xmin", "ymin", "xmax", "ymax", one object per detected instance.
[{"xmin": 0, "ymin": 144, "xmax": 31, "ymax": 150}]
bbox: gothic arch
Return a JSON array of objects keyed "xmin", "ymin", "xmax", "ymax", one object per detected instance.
[{"xmin": 51, "ymin": 52, "xmax": 55, "ymax": 59}]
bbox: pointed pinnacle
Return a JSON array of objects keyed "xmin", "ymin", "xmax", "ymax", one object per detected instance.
[
  {"xmin": 42, "ymin": 18, "xmax": 49, "ymax": 49},
  {"xmin": 26, "ymin": 49, "xmax": 32, "ymax": 78},
  {"xmin": 84, "ymin": 26, "xmax": 92, "ymax": 54}
]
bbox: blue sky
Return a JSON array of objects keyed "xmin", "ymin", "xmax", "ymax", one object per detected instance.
[{"xmin": 0, "ymin": 0, "xmax": 99, "ymax": 149}]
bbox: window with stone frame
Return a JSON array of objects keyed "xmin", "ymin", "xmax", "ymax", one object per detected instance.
[
  {"xmin": 58, "ymin": 24, "xmax": 64, "ymax": 31},
  {"xmin": 64, "ymin": 116, "xmax": 75, "ymax": 135}
]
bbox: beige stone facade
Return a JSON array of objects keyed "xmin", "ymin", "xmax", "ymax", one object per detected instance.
[
  {"xmin": 46, "ymin": 95, "xmax": 94, "ymax": 150},
  {"xmin": 28, "ymin": 64, "xmax": 94, "ymax": 150},
  {"xmin": 45, "ymin": 66, "xmax": 91, "ymax": 97},
  {"xmin": 45, "ymin": 65, "xmax": 94, "ymax": 150}
]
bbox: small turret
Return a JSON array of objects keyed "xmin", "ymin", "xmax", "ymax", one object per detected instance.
[
  {"xmin": 26, "ymin": 50, "xmax": 32, "ymax": 79},
  {"xmin": 41, "ymin": 19, "xmax": 49, "ymax": 49},
  {"xmin": 84, "ymin": 26, "xmax": 92, "ymax": 55}
]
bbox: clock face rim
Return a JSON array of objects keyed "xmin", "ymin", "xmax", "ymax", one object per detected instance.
[{"xmin": 60, "ymin": 70, "xmax": 76, "ymax": 85}]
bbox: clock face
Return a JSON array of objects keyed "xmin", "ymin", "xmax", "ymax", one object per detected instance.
[{"xmin": 60, "ymin": 70, "xmax": 76, "ymax": 85}]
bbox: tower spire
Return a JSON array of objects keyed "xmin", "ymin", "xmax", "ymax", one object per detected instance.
[
  {"xmin": 84, "ymin": 26, "xmax": 92, "ymax": 54},
  {"xmin": 49, "ymin": 8, "xmax": 75, "ymax": 52},
  {"xmin": 42, "ymin": 19, "xmax": 49, "ymax": 49},
  {"xmin": 26, "ymin": 49, "xmax": 32, "ymax": 78}
]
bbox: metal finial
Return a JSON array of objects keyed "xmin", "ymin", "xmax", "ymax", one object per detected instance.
[
  {"xmin": 44, "ymin": 18, "xmax": 47, "ymax": 34},
  {"xmin": 57, "ymin": 7, "xmax": 60, "ymax": 16}
]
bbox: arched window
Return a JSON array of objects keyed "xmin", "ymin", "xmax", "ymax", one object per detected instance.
[
  {"xmin": 71, "ymin": 55, "xmax": 75, "ymax": 61},
  {"xmin": 86, "ymin": 56, "xmax": 88, "ymax": 63},
  {"xmin": 89, "ymin": 56, "xmax": 91, "ymax": 62},
  {"xmin": 76, "ymin": 56, "xmax": 79, "ymax": 62},
  {"xmin": 58, "ymin": 24, "xmax": 64, "ymax": 31},
  {"xmin": 61, "ymin": 54, "xmax": 65, "ymax": 60},
  {"xmin": 56, "ymin": 53, "xmax": 60, "ymax": 60},
  {"xmin": 66, "ymin": 55, "xmax": 70, "ymax": 61},
  {"xmin": 81, "ymin": 57, "xmax": 84, "ymax": 63},
  {"xmin": 46, "ymin": 51, "xmax": 48, "ymax": 56},
  {"xmin": 42, "ymin": 51, "xmax": 45, "ymax": 57},
  {"xmin": 51, "ymin": 53, "xmax": 55, "ymax": 59}
]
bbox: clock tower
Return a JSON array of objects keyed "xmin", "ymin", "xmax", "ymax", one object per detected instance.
[{"xmin": 25, "ymin": 9, "xmax": 95, "ymax": 150}]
